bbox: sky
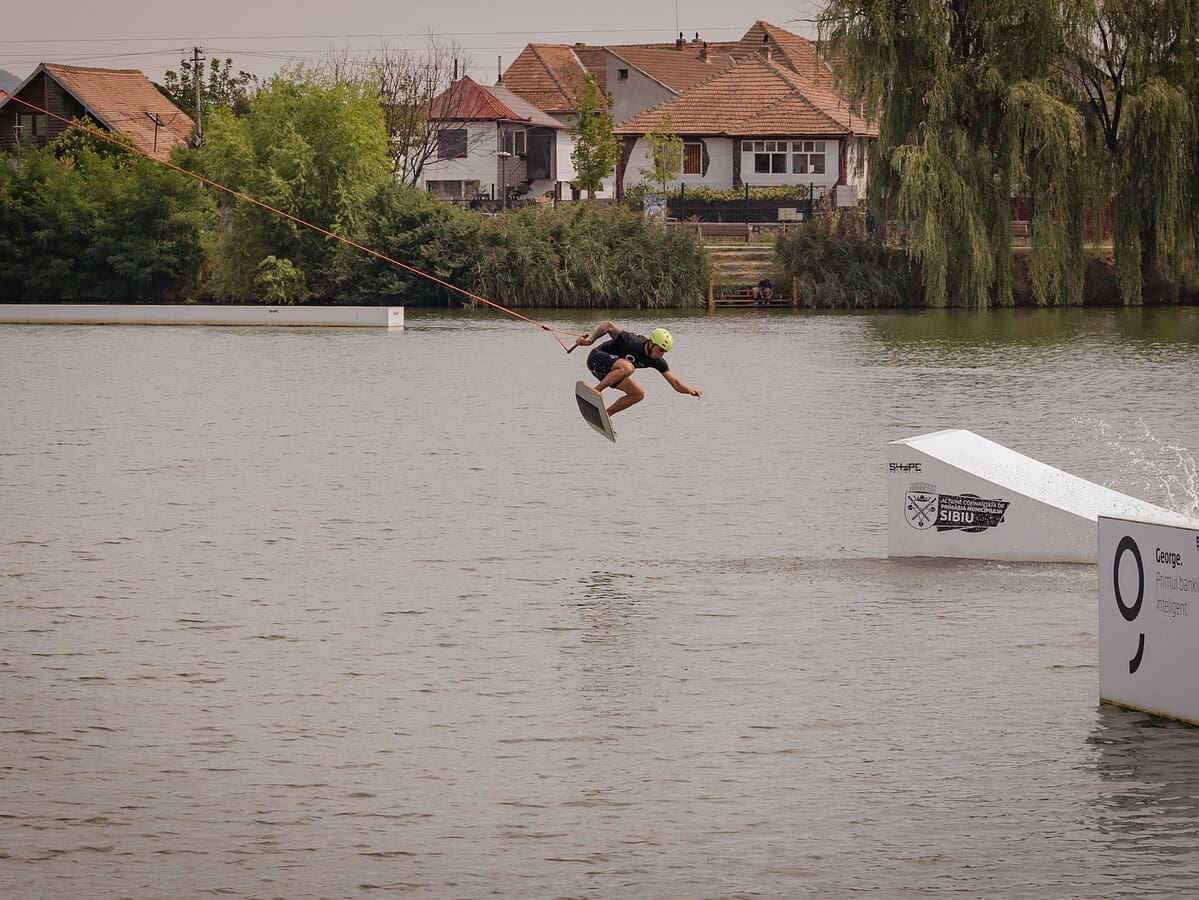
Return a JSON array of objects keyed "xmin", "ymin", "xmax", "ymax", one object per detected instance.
[{"xmin": 0, "ymin": 0, "xmax": 824, "ymax": 85}]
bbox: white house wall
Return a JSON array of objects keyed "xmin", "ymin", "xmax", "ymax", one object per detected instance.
[
  {"xmin": 622, "ymin": 136, "xmax": 843, "ymax": 194},
  {"xmin": 843, "ymin": 138, "xmax": 870, "ymax": 196},
  {"xmin": 556, "ymin": 134, "xmax": 577, "ymax": 186},
  {"xmin": 417, "ymin": 121, "xmax": 499, "ymax": 194},
  {"xmin": 624, "ymin": 137, "xmax": 733, "ymax": 191}
]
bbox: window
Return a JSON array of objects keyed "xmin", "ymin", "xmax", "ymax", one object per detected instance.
[
  {"xmin": 792, "ymin": 140, "xmax": 826, "ymax": 175},
  {"xmin": 683, "ymin": 142, "xmax": 701, "ymax": 175},
  {"xmin": 501, "ymin": 129, "xmax": 526, "ymax": 156},
  {"xmin": 427, "ymin": 180, "xmax": 462, "ymax": 198},
  {"xmin": 426, "ymin": 179, "xmax": 483, "ymax": 200},
  {"xmin": 749, "ymin": 140, "xmax": 788, "ymax": 174},
  {"xmin": 437, "ymin": 128, "xmax": 467, "ymax": 159},
  {"xmin": 618, "ymin": 68, "xmax": 629, "ymax": 80}
]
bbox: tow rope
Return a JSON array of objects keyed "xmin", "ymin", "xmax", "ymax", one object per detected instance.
[{"xmin": 6, "ymin": 95, "xmax": 586, "ymax": 351}]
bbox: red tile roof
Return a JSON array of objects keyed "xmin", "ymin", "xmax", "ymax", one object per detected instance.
[
  {"xmin": 501, "ymin": 22, "xmax": 873, "ymax": 137},
  {"xmin": 40, "ymin": 63, "xmax": 194, "ymax": 160},
  {"xmin": 486, "ymin": 83, "xmax": 564, "ymax": 128},
  {"xmin": 606, "ymin": 45, "xmax": 736, "ymax": 93},
  {"xmin": 614, "ymin": 55, "xmax": 876, "ymax": 138},
  {"xmin": 501, "ymin": 44, "xmax": 593, "ymax": 115},
  {"xmin": 431, "ymin": 76, "xmax": 521, "ymax": 120},
  {"xmin": 732, "ymin": 22, "xmax": 836, "ymax": 88},
  {"xmin": 429, "ymin": 76, "xmax": 562, "ymax": 128}
]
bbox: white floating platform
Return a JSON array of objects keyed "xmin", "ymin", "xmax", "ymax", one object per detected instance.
[
  {"xmin": 0, "ymin": 304, "xmax": 404, "ymax": 328},
  {"xmin": 1099, "ymin": 515, "xmax": 1199, "ymax": 725},
  {"xmin": 888, "ymin": 429, "xmax": 1198, "ymax": 563}
]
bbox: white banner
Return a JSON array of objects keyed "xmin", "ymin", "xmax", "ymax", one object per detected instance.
[{"xmin": 1098, "ymin": 516, "xmax": 1199, "ymax": 725}]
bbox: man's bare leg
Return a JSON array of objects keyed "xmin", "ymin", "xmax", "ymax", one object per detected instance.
[
  {"xmin": 606, "ymin": 377, "xmax": 645, "ymax": 416},
  {"xmin": 594, "ymin": 359, "xmax": 634, "ymax": 393}
]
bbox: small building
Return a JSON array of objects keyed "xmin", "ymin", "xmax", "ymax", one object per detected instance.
[
  {"xmin": 614, "ymin": 52, "xmax": 877, "ymax": 202},
  {"xmin": 0, "ymin": 63, "xmax": 194, "ymax": 161},
  {"xmin": 500, "ymin": 38, "xmax": 735, "ymax": 198},
  {"xmin": 500, "ymin": 22, "xmax": 875, "ymax": 203},
  {"xmin": 417, "ymin": 76, "xmax": 570, "ymax": 204}
]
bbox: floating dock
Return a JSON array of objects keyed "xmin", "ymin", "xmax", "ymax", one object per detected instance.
[
  {"xmin": 888, "ymin": 429, "xmax": 1198, "ymax": 563},
  {"xmin": 0, "ymin": 304, "xmax": 404, "ymax": 328}
]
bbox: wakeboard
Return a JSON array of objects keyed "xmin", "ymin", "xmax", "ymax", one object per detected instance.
[{"xmin": 575, "ymin": 381, "xmax": 616, "ymax": 443}]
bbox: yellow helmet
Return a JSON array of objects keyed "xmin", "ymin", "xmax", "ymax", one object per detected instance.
[{"xmin": 649, "ymin": 327, "xmax": 673, "ymax": 352}]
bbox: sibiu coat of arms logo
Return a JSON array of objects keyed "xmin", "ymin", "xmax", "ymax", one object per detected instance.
[{"xmin": 905, "ymin": 483, "xmax": 940, "ymax": 530}]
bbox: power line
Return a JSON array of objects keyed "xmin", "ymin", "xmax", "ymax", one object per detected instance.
[{"xmin": 2, "ymin": 24, "xmax": 796, "ymax": 45}]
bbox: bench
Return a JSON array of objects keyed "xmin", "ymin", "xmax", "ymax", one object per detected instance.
[
  {"xmin": 696, "ymin": 222, "xmax": 752, "ymax": 242},
  {"xmin": 1011, "ymin": 220, "xmax": 1030, "ymax": 243},
  {"xmin": 710, "ymin": 284, "xmax": 793, "ymax": 307}
]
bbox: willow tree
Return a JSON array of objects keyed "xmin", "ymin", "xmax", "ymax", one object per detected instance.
[
  {"xmin": 820, "ymin": 0, "xmax": 1199, "ymax": 305},
  {"xmin": 818, "ymin": 0, "xmax": 1088, "ymax": 306},
  {"xmin": 1058, "ymin": 0, "xmax": 1199, "ymax": 303}
]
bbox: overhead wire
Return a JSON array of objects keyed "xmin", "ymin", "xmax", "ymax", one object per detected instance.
[{"xmin": 4, "ymin": 93, "xmax": 586, "ymax": 350}]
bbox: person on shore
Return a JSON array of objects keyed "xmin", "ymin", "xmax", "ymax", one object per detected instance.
[
  {"xmin": 573, "ymin": 321, "xmax": 702, "ymax": 417},
  {"xmin": 753, "ymin": 278, "xmax": 774, "ymax": 303}
]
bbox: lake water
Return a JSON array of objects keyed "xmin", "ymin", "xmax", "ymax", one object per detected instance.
[{"xmin": 3, "ymin": 307, "xmax": 1199, "ymax": 899}]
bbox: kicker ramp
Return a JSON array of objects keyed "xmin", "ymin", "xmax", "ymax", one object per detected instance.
[{"xmin": 887, "ymin": 429, "xmax": 1199, "ymax": 563}]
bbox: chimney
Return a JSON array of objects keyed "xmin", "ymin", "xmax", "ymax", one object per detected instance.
[
  {"xmin": 453, "ymin": 58, "xmax": 459, "ymax": 80},
  {"xmin": 675, "ymin": 32, "xmax": 684, "ymax": 50},
  {"xmin": 762, "ymin": 33, "xmax": 771, "ymax": 63},
  {"xmin": 497, "ymin": 56, "xmax": 502, "ymax": 84},
  {"xmin": 700, "ymin": 41, "xmax": 709, "ymax": 63}
]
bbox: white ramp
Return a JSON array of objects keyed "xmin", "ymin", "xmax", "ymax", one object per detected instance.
[{"xmin": 887, "ymin": 429, "xmax": 1198, "ymax": 563}]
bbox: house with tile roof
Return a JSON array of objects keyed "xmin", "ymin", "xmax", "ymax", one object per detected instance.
[
  {"xmin": 416, "ymin": 76, "xmax": 571, "ymax": 203},
  {"xmin": 500, "ymin": 23, "xmax": 873, "ymax": 203},
  {"xmin": 500, "ymin": 38, "xmax": 737, "ymax": 198},
  {"xmin": 614, "ymin": 49, "xmax": 877, "ymax": 203},
  {"xmin": 0, "ymin": 63, "xmax": 194, "ymax": 161}
]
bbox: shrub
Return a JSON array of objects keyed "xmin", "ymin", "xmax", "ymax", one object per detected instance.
[
  {"xmin": 777, "ymin": 210, "xmax": 922, "ymax": 308},
  {"xmin": 465, "ymin": 203, "xmax": 707, "ymax": 308}
]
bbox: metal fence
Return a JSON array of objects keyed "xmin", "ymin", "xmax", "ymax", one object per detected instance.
[{"xmin": 666, "ymin": 198, "xmax": 815, "ymax": 223}]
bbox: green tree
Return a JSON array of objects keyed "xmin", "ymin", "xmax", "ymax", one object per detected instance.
[
  {"xmin": 569, "ymin": 74, "xmax": 620, "ymax": 196},
  {"xmin": 1058, "ymin": 1, "xmax": 1199, "ymax": 303},
  {"xmin": 0, "ymin": 140, "xmax": 212, "ymax": 300},
  {"xmin": 160, "ymin": 55, "xmax": 259, "ymax": 116},
  {"xmin": 192, "ymin": 69, "xmax": 392, "ymax": 303},
  {"xmin": 340, "ymin": 181, "xmax": 482, "ymax": 305},
  {"xmin": 819, "ymin": 0, "xmax": 1199, "ymax": 306},
  {"xmin": 638, "ymin": 113, "xmax": 684, "ymax": 194},
  {"xmin": 819, "ymin": 0, "xmax": 1081, "ymax": 306}
]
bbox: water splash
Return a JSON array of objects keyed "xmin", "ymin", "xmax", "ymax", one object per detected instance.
[{"xmin": 1078, "ymin": 418, "xmax": 1199, "ymax": 518}]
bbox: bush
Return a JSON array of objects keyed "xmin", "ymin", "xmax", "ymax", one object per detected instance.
[
  {"xmin": 624, "ymin": 181, "xmax": 813, "ymax": 208},
  {"xmin": 777, "ymin": 210, "xmax": 922, "ymax": 308},
  {"xmin": 339, "ymin": 183, "xmax": 482, "ymax": 306},
  {"xmin": 0, "ymin": 142, "xmax": 212, "ymax": 301},
  {"xmin": 465, "ymin": 203, "xmax": 707, "ymax": 308}
]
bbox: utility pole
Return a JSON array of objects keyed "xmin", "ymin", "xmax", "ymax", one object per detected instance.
[{"xmin": 192, "ymin": 46, "xmax": 204, "ymax": 147}]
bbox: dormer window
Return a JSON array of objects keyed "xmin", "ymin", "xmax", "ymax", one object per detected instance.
[{"xmin": 618, "ymin": 68, "xmax": 629, "ymax": 80}]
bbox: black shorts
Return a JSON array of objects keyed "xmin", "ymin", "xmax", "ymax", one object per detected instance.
[{"xmin": 587, "ymin": 347, "xmax": 628, "ymax": 383}]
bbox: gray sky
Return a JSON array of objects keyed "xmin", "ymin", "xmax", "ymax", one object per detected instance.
[{"xmin": 1, "ymin": 1, "xmax": 823, "ymax": 84}]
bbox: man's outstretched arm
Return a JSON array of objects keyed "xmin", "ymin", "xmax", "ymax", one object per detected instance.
[
  {"xmin": 663, "ymin": 371, "xmax": 702, "ymax": 398},
  {"xmin": 573, "ymin": 321, "xmax": 620, "ymax": 347}
]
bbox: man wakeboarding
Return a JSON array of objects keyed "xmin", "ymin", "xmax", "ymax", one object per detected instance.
[{"xmin": 573, "ymin": 321, "xmax": 702, "ymax": 417}]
